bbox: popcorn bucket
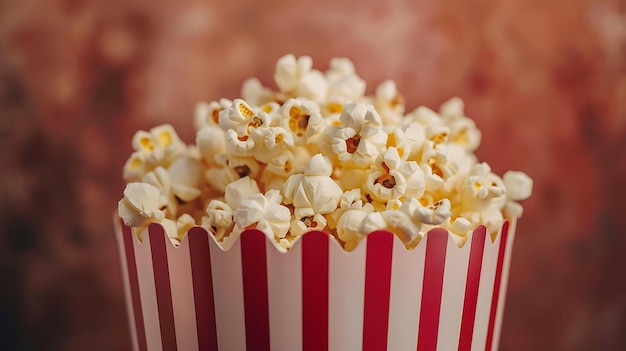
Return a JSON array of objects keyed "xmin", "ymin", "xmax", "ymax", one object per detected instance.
[{"xmin": 116, "ymin": 219, "xmax": 516, "ymax": 351}]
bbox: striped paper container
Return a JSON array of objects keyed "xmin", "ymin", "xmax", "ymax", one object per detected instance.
[{"xmin": 116, "ymin": 218, "xmax": 516, "ymax": 351}]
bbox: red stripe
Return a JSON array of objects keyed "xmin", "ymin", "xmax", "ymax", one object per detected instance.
[
  {"xmin": 485, "ymin": 221, "xmax": 510, "ymax": 351},
  {"xmin": 362, "ymin": 231, "xmax": 394, "ymax": 351},
  {"xmin": 148, "ymin": 224, "xmax": 178, "ymax": 351},
  {"xmin": 188, "ymin": 228, "xmax": 218, "ymax": 351},
  {"xmin": 240, "ymin": 230, "xmax": 271, "ymax": 351},
  {"xmin": 417, "ymin": 229, "xmax": 448, "ymax": 351},
  {"xmin": 121, "ymin": 221, "xmax": 148, "ymax": 351},
  {"xmin": 302, "ymin": 231, "xmax": 329, "ymax": 351},
  {"xmin": 458, "ymin": 226, "xmax": 487, "ymax": 351}
]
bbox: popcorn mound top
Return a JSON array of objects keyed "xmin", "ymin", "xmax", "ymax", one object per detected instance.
[{"xmin": 118, "ymin": 54, "xmax": 533, "ymax": 252}]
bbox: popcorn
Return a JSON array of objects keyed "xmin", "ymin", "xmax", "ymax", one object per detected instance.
[
  {"xmin": 413, "ymin": 198, "xmax": 452, "ymax": 225},
  {"xmin": 167, "ymin": 157, "xmax": 204, "ymax": 203},
  {"xmin": 124, "ymin": 125, "xmax": 187, "ymax": 182},
  {"xmin": 194, "ymin": 99, "xmax": 232, "ymax": 130},
  {"xmin": 233, "ymin": 189, "xmax": 291, "ymax": 240},
  {"xmin": 502, "ymin": 170, "xmax": 533, "ymax": 218},
  {"xmin": 123, "ymin": 151, "xmax": 148, "ymax": 182},
  {"xmin": 241, "ymin": 78, "xmax": 275, "ymax": 106},
  {"xmin": 374, "ymin": 80, "xmax": 405, "ymax": 125},
  {"xmin": 439, "ymin": 97, "xmax": 482, "ymax": 152},
  {"xmin": 360, "ymin": 202, "xmax": 422, "ymax": 245},
  {"xmin": 331, "ymin": 103, "xmax": 387, "ymax": 168},
  {"xmin": 175, "ymin": 213, "xmax": 196, "ymax": 243},
  {"xmin": 278, "ymin": 98, "xmax": 323, "ymax": 145},
  {"xmin": 441, "ymin": 217, "xmax": 473, "ymax": 247},
  {"xmin": 325, "ymin": 57, "xmax": 366, "ymax": 102},
  {"xmin": 274, "ymin": 54, "xmax": 328, "ymax": 102},
  {"xmin": 202, "ymin": 200, "xmax": 234, "ymax": 241},
  {"xmin": 118, "ymin": 182, "xmax": 166, "ymax": 228},
  {"xmin": 282, "ymin": 154, "xmax": 343, "ymax": 218},
  {"xmin": 141, "ymin": 167, "xmax": 176, "ymax": 216},
  {"xmin": 196, "ymin": 125, "xmax": 226, "ymax": 166},
  {"xmin": 291, "ymin": 213, "xmax": 327, "ymax": 236},
  {"xmin": 503, "ymin": 171, "xmax": 533, "ymax": 201},
  {"xmin": 336, "ymin": 206, "xmax": 372, "ymax": 251},
  {"xmin": 118, "ymin": 55, "xmax": 533, "ymax": 251},
  {"xmin": 224, "ymin": 176, "xmax": 260, "ymax": 210},
  {"xmin": 364, "ymin": 147, "xmax": 425, "ymax": 203}
]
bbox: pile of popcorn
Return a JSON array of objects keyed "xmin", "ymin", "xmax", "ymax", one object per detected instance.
[{"xmin": 118, "ymin": 54, "xmax": 533, "ymax": 251}]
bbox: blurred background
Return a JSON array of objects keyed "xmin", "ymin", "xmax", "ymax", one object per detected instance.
[{"xmin": 0, "ymin": 0, "xmax": 625, "ymax": 350}]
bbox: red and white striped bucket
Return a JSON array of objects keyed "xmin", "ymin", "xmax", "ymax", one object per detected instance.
[{"xmin": 116, "ymin": 219, "xmax": 516, "ymax": 351}]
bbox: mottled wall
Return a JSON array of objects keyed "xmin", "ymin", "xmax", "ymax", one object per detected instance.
[{"xmin": 0, "ymin": 0, "xmax": 625, "ymax": 350}]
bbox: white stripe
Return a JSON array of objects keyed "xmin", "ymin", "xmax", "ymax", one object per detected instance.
[
  {"xmin": 166, "ymin": 236, "xmax": 199, "ymax": 351},
  {"xmin": 266, "ymin": 239, "xmax": 303, "ymax": 351},
  {"xmin": 471, "ymin": 227, "xmax": 501, "ymax": 350},
  {"xmin": 116, "ymin": 224, "xmax": 140, "ymax": 351},
  {"xmin": 437, "ymin": 233, "xmax": 471, "ymax": 350},
  {"xmin": 134, "ymin": 228, "xmax": 163, "ymax": 351},
  {"xmin": 210, "ymin": 237, "xmax": 247, "ymax": 350},
  {"xmin": 387, "ymin": 235, "xmax": 427, "ymax": 350},
  {"xmin": 491, "ymin": 220, "xmax": 517, "ymax": 351},
  {"xmin": 328, "ymin": 238, "xmax": 366, "ymax": 351}
]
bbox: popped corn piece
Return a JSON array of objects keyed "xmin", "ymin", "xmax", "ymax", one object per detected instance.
[
  {"xmin": 175, "ymin": 213, "xmax": 196, "ymax": 242},
  {"xmin": 503, "ymin": 171, "xmax": 533, "ymax": 201},
  {"xmin": 118, "ymin": 182, "xmax": 166, "ymax": 228},
  {"xmin": 325, "ymin": 57, "xmax": 366, "ymax": 102},
  {"xmin": 202, "ymin": 200, "xmax": 234, "ymax": 241},
  {"xmin": 460, "ymin": 207, "xmax": 504, "ymax": 236},
  {"xmin": 142, "ymin": 167, "xmax": 176, "ymax": 217},
  {"xmin": 241, "ymin": 78, "xmax": 275, "ymax": 106},
  {"xmin": 384, "ymin": 126, "xmax": 412, "ymax": 161},
  {"xmin": 419, "ymin": 143, "xmax": 462, "ymax": 188},
  {"xmin": 150, "ymin": 124, "xmax": 186, "ymax": 161},
  {"xmin": 205, "ymin": 165, "xmax": 239, "ymax": 193},
  {"xmin": 128, "ymin": 124, "xmax": 187, "ymax": 176},
  {"xmin": 131, "ymin": 130, "xmax": 157, "ymax": 154},
  {"xmin": 413, "ymin": 198, "xmax": 452, "ymax": 225},
  {"xmin": 405, "ymin": 106, "xmax": 442, "ymax": 128},
  {"xmin": 383, "ymin": 208, "xmax": 423, "ymax": 243},
  {"xmin": 338, "ymin": 168, "xmax": 368, "ymax": 195},
  {"xmin": 441, "ymin": 217, "xmax": 473, "ymax": 247},
  {"xmin": 278, "ymin": 98, "xmax": 323, "ymax": 145},
  {"xmin": 331, "ymin": 103, "xmax": 387, "ymax": 168},
  {"xmin": 277, "ymin": 237, "xmax": 292, "ymax": 252},
  {"xmin": 400, "ymin": 122, "xmax": 427, "ymax": 161},
  {"xmin": 503, "ymin": 201, "xmax": 524, "ymax": 219},
  {"xmin": 425, "ymin": 125, "xmax": 450, "ymax": 145},
  {"xmin": 123, "ymin": 151, "xmax": 148, "ymax": 182},
  {"xmin": 224, "ymin": 176, "xmax": 260, "ymax": 210},
  {"xmin": 336, "ymin": 207, "xmax": 372, "ymax": 250},
  {"xmin": 291, "ymin": 213, "xmax": 327, "ymax": 236},
  {"xmin": 167, "ymin": 157, "xmax": 204, "ymax": 203},
  {"xmin": 233, "ymin": 189, "xmax": 291, "ymax": 239},
  {"xmin": 274, "ymin": 54, "xmax": 329, "ymax": 102},
  {"xmin": 194, "ymin": 99, "xmax": 232, "ymax": 130},
  {"xmin": 326, "ymin": 188, "xmax": 370, "ymax": 229},
  {"xmin": 364, "ymin": 147, "xmax": 425, "ymax": 202},
  {"xmin": 461, "ymin": 163, "xmax": 507, "ymax": 210},
  {"xmin": 196, "ymin": 125, "xmax": 226, "ymax": 166},
  {"xmin": 224, "ymin": 129, "xmax": 257, "ymax": 157},
  {"xmin": 282, "ymin": 154, "xmax": 343, "ymax": 218},
  {"xmin": 374, "ymin": 80, "xmax": 405, "ymax": 126},
  {"xmin": 248, "ymin": 127, "xmax": 295, "ymax": 164},
  {"xmin": 219, "ymin": 99, "xmax": 257, "ymax": 132},
  {"xmin": 439, "ymin": 97, "xmax": 482, "ymax": 152}
]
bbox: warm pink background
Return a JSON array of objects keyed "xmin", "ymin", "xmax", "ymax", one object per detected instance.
[{"xmin": 0, "ymin": 0, "xmax": 625, "ymax": 350}]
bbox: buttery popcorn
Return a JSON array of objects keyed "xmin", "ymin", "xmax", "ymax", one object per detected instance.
[{"xmin": 119, "ymin": 54, "xmax": 533, "ymax": 251}]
